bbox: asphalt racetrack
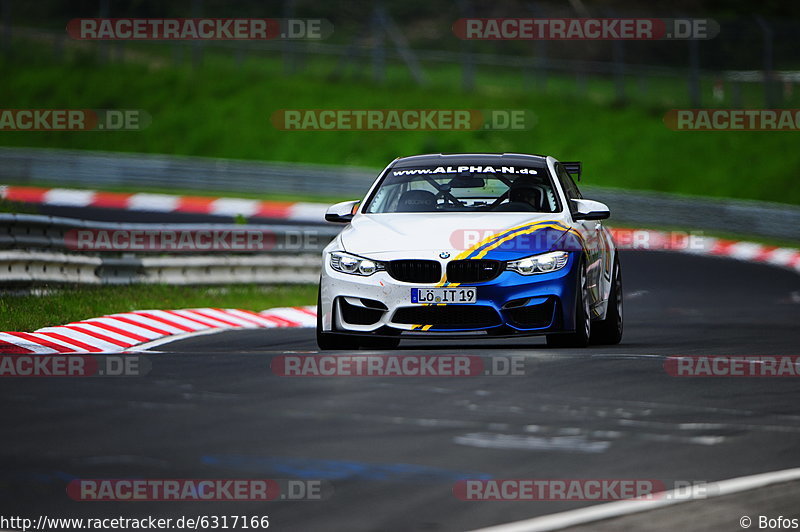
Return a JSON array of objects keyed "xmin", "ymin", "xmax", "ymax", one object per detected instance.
[{"xmin": 2, "ymin": 251, "xmax": 799, "ymax": 531}]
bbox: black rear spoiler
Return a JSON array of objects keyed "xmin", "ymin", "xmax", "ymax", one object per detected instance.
[{"xmin": 562, "ymin": 162, "xmax": 582, "ymax": 181}]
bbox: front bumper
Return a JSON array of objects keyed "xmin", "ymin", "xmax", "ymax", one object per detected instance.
[{"xmin": 319, "ymin": 253, "xmax": 581, "ymax": 338}]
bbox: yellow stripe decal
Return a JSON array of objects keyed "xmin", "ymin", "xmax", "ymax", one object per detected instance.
[
  {"xmin": 437, "ymin": 220, "xmax": 576, "ymax": 287},
  {"xmin": 473, "ymin": 224, "xmax": 583, "ymax": 259}
]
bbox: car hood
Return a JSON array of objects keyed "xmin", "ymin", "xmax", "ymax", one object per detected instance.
[{"xmin": 339, "ymin": 212, "xmax": 573, "ymax": 260}]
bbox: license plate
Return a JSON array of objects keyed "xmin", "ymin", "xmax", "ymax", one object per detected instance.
[{"xmin": 411, "ymin": 287, "xmax": 477, "ymax": 304}]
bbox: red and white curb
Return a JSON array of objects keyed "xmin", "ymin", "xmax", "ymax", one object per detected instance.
[
  {"xmin": 0, "ymin": 185, "xmax": 328, "ymax": 222},
  {"xmin": 0, "ymin": 306, "xmax": 317, "ymax": 354},
  {"xmin": 609, "ymin": 228, "xmax": 800, "ymax": 273}
]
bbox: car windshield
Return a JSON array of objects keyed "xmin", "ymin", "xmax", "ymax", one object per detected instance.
[{"xmin": 364, "ymin": 164, "xmax": 559, "ymax": 213}]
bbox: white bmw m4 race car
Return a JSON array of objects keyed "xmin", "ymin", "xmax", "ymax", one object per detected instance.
[{"xmin": 317, "ymin": 153, "xmax": 623, "ymax": 350}]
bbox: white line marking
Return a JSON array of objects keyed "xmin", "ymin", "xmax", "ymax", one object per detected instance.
[
  {"xmin": 36, "ymin": 327, "xmax": 120, "ymax": 352},
  {"xmin": 66, "ymin": 323, "xmax": 138, "ymax": 346},
  {"xmin": 728, "ymin": 242, "xmax": 764, "ymax": 260},
  {"xmin": 121, "ymin": 313, "xmax": 187, "ymax": 334},
  {"xmin": 44, "ymin": 188, "xmax": 95, "ymax": 206},
  {"xmin": 288, "ymin": 202, "xmax": 328, "ymax": 222},
  {"xmin": 196, "ymin": 308, "xmax": 258, "ymax": 328},
  {"xmin": 84, "ymin": 317, "xmax": 162, "ymax": 339},
  {"xmin": 454, "ymin": 432, "xmax": 611, "ymax": 453},
  {"xmin": 268, "ymin": 308, "xmax": 317, "ymax": 326},
  {"xmin": 127, "ymin": 193, "xmax": 180, "ymax": 212},
  {"xmin": 226, "ymin": 309, "xmax": 279, "ymax": 327},
  {"xmin": 209, "ymin": 198, "xmax": 260, "ymax": 217},
  {"xmin": 468, "ymin": 467, "xmax": 800, "ymax": 532},
  {"xmin": 0, "ymin": 333, "xmax": 58, "ymax": 354},
  {"xmin": 143, "ymin": 309, "xmax": 209, "ymax": 331},
  {"xmin": 765, "ymin": 248, "xmax": 799, "ymax": 266},
  {"xmin": 24, "ymin": 332, "xmax": 84, "ymax": 352},
  {"xmin": 172, "ymin": 309, "xmax": 235, "ymax": 328}
]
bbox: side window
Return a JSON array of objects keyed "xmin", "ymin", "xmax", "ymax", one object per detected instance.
[{"xmin": 556, "ymin": 163, "xmax": 582, "ymax": 212}]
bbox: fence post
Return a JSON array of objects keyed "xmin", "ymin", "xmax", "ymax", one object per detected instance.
[
  {"xmin": 576, "ymin": 69, "xmax": 586, "ymax": 96},
  {"xmin": 688, "ymin": 38, "xmax": 701, "ymax": 107},
  {"xmin": 98, "ymin": 0, "xmax": 109, "ymax": 63},
  {"xmin": 1, "ymin": 0, "xmax": 10, "ymax": 56},
  {"xmin": 612, "ymin": 39, "xmax": 625, "ymax": 103},
  {"xmin": 172, "ymin": 43, "xmax": 184, "ymax": 66},
  {"xmin": 535, "ymin": 40, "xmax": 549, "ymax": 91},
  {"xmin": 191, "ymin": 0, "xmax": 203, "ymax": 69},
  {"xmin": 53, "ymin": 30, "xmax": 65, "ymax": 61},
  {"xmin": 602, "ymin": 7, "xmax": 626, "ymax": 103},
  {"xmin": 526, "ymin": 3, "xmax": 548, "ymax": 91},
  {"xmin": 282, "ymin": 0, "xmax": 296, "ymax": 74},
  {"xmin": 371, "ymin": 5, "xmax": 385, "ymax": 83},
  {"xmin": 333, "ymin": 27, "xmax": 368, "ymax": 80},
  {"xmin": 638, "ymin": 73, "xmax": 648, "ymax": 100},
  {"xmin": 458, "ymin": 0, "xmax": 475, "ymax": 92},
  {"xmin": 732, "ymin": 81, "xmax": 743, "ymax": 107},
  {"xmin": 381, "ymin": 7, "xmax": 427, "ymax": 85},
  {"xmin": 756, "ymin": 16, "xmax": 776, "ymax": 107}
]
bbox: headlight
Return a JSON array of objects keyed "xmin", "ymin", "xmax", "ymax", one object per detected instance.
[
  {"xmin": 506, "ymin": 251, "xmax": 570, "ymax": 275},
  {"xmin": 329, "ymin": 251, "xmax": 384, "ymax": 276}
]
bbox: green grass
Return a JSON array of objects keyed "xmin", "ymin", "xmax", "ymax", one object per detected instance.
[
  {"xmin": 2, "ymin": 38, "xmax": 799, "ymax": 205},
  {"xmin": 0, "ymin": 283, "xmax": 317, "ymax": 332},
  {"xmin": 0, "ymin": 198, "xmax": 37, "ymax": 214}
]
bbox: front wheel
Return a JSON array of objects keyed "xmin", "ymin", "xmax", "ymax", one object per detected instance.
[
  {"xmin": 546, "ymin": 259, "xmax": 591, "ymax": 348},
  {"xmin": 316, "ymin": 286, "xmax": 361, "ymax": 350},
  {"xmin": 590, "ymin": 256, "xmax": 623, "ymax": 345}
]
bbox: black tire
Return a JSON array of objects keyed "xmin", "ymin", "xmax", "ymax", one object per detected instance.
[
  {"xmin": 546, "ymin": 258, "xmax": 591, "ymax": 348},
  {"xmin": 590, "ymin": 255, "xmax": 624, "ymax": 345},
  {"xmin": 316, "ymin": 286, "xmax": 362, "ymax": 350}
]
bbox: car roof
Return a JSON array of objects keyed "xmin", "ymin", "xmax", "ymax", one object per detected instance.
[{"xmin": 392, "ymin": 153, "xmax": 549, "ymax": 168}]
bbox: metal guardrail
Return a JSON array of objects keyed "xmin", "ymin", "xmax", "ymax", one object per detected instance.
[
  {"xmin": 3, "ymin": 147, "xmax": 800, "ymax": 241},
  {"xmin": 0, "ymin": 213, "xmax": 336, "ymax": 285},
  {"xmin": 584, "ymin": 186, "xmax": 800, "ymax": 242},
  {"xmin": 0, "ymin": 147, "xmax": 377, "ymax": 197},
  {"xmin": 1, "ymin": 250, "xmax": 102, "ymax": 284},
  {"xmin": 1, "ymin": 251, "xmax": 321, "ymax": 285},
  {"xmin": 0, "ymin": 213, "xmax": 340, "ymax": 253}
]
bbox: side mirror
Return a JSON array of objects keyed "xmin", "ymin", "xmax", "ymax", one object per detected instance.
[
  {"xmin": 325, "ymin": 200, "xmax": 360, "ymax": 223},
  {"xmin": 571, "ymin": 199, "xmax": 610, "ymax": 221}
]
